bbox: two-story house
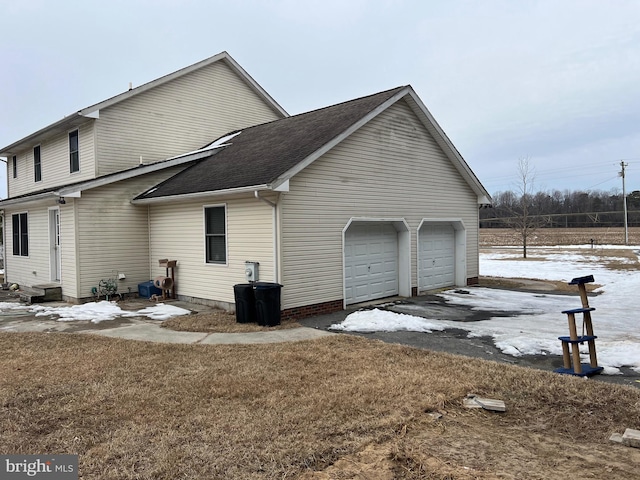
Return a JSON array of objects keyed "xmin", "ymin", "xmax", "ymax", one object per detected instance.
[{"xmin": 0, "ymin": 52, "xmax": 490, "ymax": 320}]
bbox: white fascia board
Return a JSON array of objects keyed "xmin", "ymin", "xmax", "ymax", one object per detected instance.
[
  {"xmin": 3, "ymin": 54, "xmax": 231, "ymax": 154},
  {"xmin": 56, "ymin": 154, "xmax": 203, "ymax": 197},
  {"xmin": 79, "ymin": 52, "xmax": 288, "ymax": 119},
  {"xmin": 271, "ymin": 179, "xmax": 289, "ymax": 192},
  {"xmin": 271, "ymin": 87, "xmax": 411, "ymax": 186},
  {"xmin": 2, "ymin": 151, "xmax": 200, "ymax": 205},
  {"xmin": 222, "ymin": 55, "xmax": 289, "ymax": 118},
  {"xmin": 78, "ymin": 52, "xmax": 229, "ymax": 114},
  {"xmin": 1, "ymin": 53, "xmax": 285, "ymax": 156},
  {"xmin": 63, "ymin": 191, "xmax": 82, "ymax": 198},
  {"xmin": 404, "ymin": 89, "xmax": 492, "ymax": 204},
  {"xmin": 82, "ymin": 110, "xmax": 99, "ymax": 119},
  {"xmin": 0, "ymin": 192, "xmax": 58, "ymax": 207},
  {"xmin": 132, "ymin": 184, "xmax": 270, "ymax": 205},
  {"xmin": 0, "ymin": 113, "xmax": 90, "ymax": 156}
]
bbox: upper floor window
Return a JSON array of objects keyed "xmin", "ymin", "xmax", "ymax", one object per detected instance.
[
  {"xmin": 34, "ymin": 146, "xmax": 42, "ymax": 182},
  {"xmin": 12, "ymin": 155, "xmax": 16, "ymax": 178},
  {"xmin": 12, "ymin": 212, "xmax": 29, "ymax": 257},
  {"xmin": 69, "ymin": 130, "xmax": 79, "ymax": 173},
  {"xmin": 204, "ymin": 205, "xmax": 227, "ymax": 264}
]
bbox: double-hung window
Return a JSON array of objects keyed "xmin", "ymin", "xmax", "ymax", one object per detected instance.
[
  {"xmin": 34, "ymin": 146, "xmax": 42, "ymax": 182},
  {"xmin": 12, "ymin": 213, "xmax": 28, "ymax": 257},
  {"xmin": 69, "ymin": 130, "xmax": 79, "ymax": 173},
  {"xmin": 205, "ymin": 206, "xmax": 227, "ymax": 264}
]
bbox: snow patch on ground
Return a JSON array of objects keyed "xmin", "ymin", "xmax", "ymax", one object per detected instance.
[
  {"xmin": 330, "ymin": 308, "xmax": 445, "ymax": 333},
  {"xmin": 28, "ymin": 301, "xmax": 191, "ymax": 323},
  {"xmin": 330, "ymin": 245, "xmax": 640, "ymax": 375}
]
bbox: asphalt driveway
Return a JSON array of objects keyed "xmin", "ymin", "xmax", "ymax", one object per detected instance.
[
  {"xmin": 299, "ymin": 290, "xmax": 640, "ymax": 389},
  {"xmin": 1, "ymin": 285, "xmax": 638, "ymax": 388}
]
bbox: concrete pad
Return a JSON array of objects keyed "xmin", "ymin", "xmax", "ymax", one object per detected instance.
[
  {"xmin": 0, "ymin": 319, "xmax": 64, "ymax": 332},
  {"xmin": 80, "ymin": 322, "xmax": 335, "ymax": 345},
  {"xmin": 86, "ymin": 323, "xmax": 209, "ymax": 344},
  {"xmin": 198, "ymin": 327, "xmax": 335, "ymax": 345}
]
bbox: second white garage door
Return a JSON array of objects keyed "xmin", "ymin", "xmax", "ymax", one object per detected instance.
[
  {"xmin": 345, "ymin": 222, "xmax": 399, "ymax": 305},
  {"xmin": 418, "ymin": 223, "xmax": 455, "ymax": 292}
]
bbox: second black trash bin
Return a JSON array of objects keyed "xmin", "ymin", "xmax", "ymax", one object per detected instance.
[
  {"xmin": 254, "ymin": 282, "xmax": 282, "ymax": 326},
  {"xmin": 233, "ymin": 283, "xmax": 256, "ymax": 323}
]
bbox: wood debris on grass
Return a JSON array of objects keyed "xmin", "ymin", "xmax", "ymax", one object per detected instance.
[{"xmin": 463, "ymin": 394, "xmax": 506, "ymax": 412}]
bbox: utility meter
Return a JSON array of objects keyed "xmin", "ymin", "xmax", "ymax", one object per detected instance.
[{"xmin": 245, "ymin": 261, "xmax": 259, "ymax": 282}]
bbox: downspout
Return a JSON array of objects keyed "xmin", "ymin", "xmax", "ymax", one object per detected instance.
[
  {"xmin": 0, "ymin": 210, "xmax": 4, "ymax": 285},
  {"xmin": 254, "ymin": 191, "xmax": 279, "ymax": 283},
  {"xmin": 147, "ymin": 204, "xmax": 152, "ymax": 282}
]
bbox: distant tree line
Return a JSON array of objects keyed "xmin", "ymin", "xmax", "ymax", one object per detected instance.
[{"xmin": 480, "ymin": 189, "xmax": 640, "ymax": 228}]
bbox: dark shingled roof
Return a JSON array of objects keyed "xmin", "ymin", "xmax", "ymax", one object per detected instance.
[{"xmin": 136, "ymin": 86, "xmax": 406, "ymax": 200}]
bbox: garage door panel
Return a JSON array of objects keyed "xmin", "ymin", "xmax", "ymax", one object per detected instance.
[
  {"xmin": 419, "ymin": 223, "xmax": 455, "ymax": 292},
  {"xmin": 345, "ymin": 223, "xmax": 399, "ymax": 304},
  {"xmin": 354, "ymin": 264, "xmax": 369, "ymax": 277},
  {"xmin": 355, "ymin": 284, "xmax": 369, "ymax": 298}
]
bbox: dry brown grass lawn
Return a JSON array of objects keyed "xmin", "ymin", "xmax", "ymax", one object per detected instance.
[
  {"xmin": 479, "ymin": 276, "xmax": 601, "ymax": 293},
  {"xmin": 2, "ymin": 333, "xmax": 640, "ymax": 479},
  {"xmin": 161, "ymin": 309, "xmax": 301, "ymax": 333},
  {"xmin": 480, "ymin": 226, "xmax": 640, "ymax": 247}
]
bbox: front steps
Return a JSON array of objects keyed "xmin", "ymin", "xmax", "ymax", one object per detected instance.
[{"xmin": 19, "ymin": 284, "xmax": 63, "ymax": 304}]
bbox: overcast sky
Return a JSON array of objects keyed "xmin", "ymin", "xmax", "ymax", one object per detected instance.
[{"xmin": 1, "ymin": 0, "xmax": 639, "ymax": 200}]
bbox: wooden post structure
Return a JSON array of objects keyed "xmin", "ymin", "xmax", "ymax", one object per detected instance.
[
  {"xmin": 555, "ymin": 275, "xmax": 603, "ymax": 377},
  {"xmin": 158, "ymin": 259, "xmax": 177, "ymax": 299}
]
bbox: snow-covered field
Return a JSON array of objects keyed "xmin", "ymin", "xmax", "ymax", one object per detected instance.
[{"xmin": 331, "ymin": 245, "xmax": 640, "ymax": 375}]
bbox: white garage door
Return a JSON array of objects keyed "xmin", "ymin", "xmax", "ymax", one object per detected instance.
[
  {"xmin": 419, "ymin": 223, "xmax": 455, "ymax": 292},
  {"xmin": 345, "ymin": 222, "xmax": 399, "ymax": 305}
]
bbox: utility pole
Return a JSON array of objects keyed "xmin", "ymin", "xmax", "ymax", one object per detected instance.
[{"xmin": 620, "ymin": 161, "xmax": 629, "ymax": 245}]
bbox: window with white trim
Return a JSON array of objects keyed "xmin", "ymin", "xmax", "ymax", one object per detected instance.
[
  {"xmin": 205, "ymin": 206, "xmax": 227, "ymax": 264},
  {"xmin": 69, "ymin": 130, "xmax": 79, "ymax": 173},
  {"xmin": 12, "ymin": 213, "xmax": 28, "ymax": 256},
  {"xmin": 34, "ymin": 146, "xmax": 42, "ymax": 182}
]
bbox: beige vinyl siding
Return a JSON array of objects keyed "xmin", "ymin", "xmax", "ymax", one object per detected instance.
[
  {"xmin": 4, "ymin": 203, "xmax": 53, "ymax": 287},
  {"xmin": 8, "ymin": 123, "xmax": 96, "ymax": 198},
  {"xmin": 59, "ymin": 200, "xmax": 79, "ymax": 299},
  {"xmin": 96, "ymin": 61, "xmax": 282, "ymax": 176},
  {"xmin": 280, "ymin": 99, "xmax": 479, "ymax": 309},
  {"xmin": 148, "ymin": 195, "xmax": 274, "ymax": 305},
  {"xmin": 74, "ymin": 168, "xmax": 186, "ymax": 299}
]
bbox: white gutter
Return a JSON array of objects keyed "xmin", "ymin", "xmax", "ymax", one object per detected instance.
[
  {"xmin": 0, "ymin": 148, "xmax": 214, "ymax": 208},
  {"xmin": 132, "ymin": 184, "xmax": 271, "ymax": 205},
  {"xmin": 0, "ymin": 192, "xmax": 59, "ymax": 207},
  {"xmin": 57, "ymin": 149, "xmax": 216, "ymax": 197},
  {"xmin": 254, "ymin": 191, "xmax": 279, "ymax": 284},
  {"xmin": 0, "ymin": 210, "xmax": 5, "ymax": 285},
  {"xmin": 0, "ymin": 112, "xmax": 96, "ymax": 157}
]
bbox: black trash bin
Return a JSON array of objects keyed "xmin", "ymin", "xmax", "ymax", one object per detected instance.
[
  {"xmin": 233, "ymin": 283, "xmax": 256, "ymax": 323},
  {"xmin": 254, "ymin": 282, "xmax": 282, "ymax": 327}
]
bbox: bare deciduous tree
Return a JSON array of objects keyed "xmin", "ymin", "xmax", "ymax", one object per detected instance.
[{"xmin": 507, "ymin": 157, "xmax": 546, "ymax": 258}]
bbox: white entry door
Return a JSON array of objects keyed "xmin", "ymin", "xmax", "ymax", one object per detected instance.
[
  {"xmin": 49, "ymin": 208, "xmax": 61, "ymax": 282},
  {"xmin": 345, "ymin": 222, "xmax": 399, "ymax": 305},
  {"xmin": 419, "ymin": 223, "xmax": 455, "ymax": 291}
]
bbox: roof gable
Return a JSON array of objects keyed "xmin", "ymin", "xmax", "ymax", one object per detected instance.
[
  {"xmin": 135, "ymin": 87, "xmax": 407, "ymax": 200},
  {"xmin": 1, "ymin": 52, "xmax": 288, "ymax": 157},
  {"xmin": 135, "ymin": 86, "xmax": 490, "ymax": 204}
]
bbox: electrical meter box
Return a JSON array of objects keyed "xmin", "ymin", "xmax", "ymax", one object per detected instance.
[{"xmin": 245, "ymin": 261, "xmax": 259, "ymax": 283}]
